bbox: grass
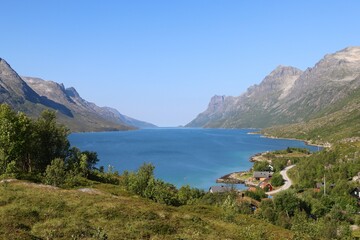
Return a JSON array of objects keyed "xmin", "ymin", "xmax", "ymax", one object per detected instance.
[{"xmin": 0, "ymin": 180, "xmax": 293, "ymax": 240}]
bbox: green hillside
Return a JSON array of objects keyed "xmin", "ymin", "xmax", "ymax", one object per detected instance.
[
  {"xmin": 0, "ymin": 180, "xmax": 293, "ymax": 240},
  {"xmin": 263, "ymin": 87, "xmax": 360, "ymax": 144}
]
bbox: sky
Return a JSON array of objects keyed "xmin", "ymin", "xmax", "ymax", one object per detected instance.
[{"xmin": 1, "ymin": 1, "xmax": 360, "ymax": 127}]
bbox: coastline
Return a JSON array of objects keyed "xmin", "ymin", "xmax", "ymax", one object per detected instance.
[
  {"xmin": 216, "ymin": 131, "xmax": 327, "ymax": 185},
  {"xmin": 258, "ymin": 133, "xmax": 331, "ymax": 148},
  {"xmin": 216, "ymin": 171, "xmax": 247, "ymax": 184}
]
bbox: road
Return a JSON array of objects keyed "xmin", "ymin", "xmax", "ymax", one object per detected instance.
[{"xmin": 266, "ymin": 164, "xmax": 296, "ymax": 195}]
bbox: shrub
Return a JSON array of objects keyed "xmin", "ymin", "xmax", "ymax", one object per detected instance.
[
  {"xmin": 271, "ymin": 172, "xmax": 284, "ymax": 187},
  {"xmin": 44, "ymin": 158, "xmax": 66, "ymax": 187}
]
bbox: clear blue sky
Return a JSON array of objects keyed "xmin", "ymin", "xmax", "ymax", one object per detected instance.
[{"xmin": 1, "ymin": 1, "xmax": 359, "ymax": 126}]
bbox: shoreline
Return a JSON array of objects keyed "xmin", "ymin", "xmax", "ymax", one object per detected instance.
[
  {"xmin": 258, "ymin": 133, "xmax": 331, "ymax": 148},
  {"xmin": 216, "ymin": 131, "xmax": 326, "ymax": 185},
  {"xmin": 216, "ymin": 171, "xmax": 246, "ymax": 184}
]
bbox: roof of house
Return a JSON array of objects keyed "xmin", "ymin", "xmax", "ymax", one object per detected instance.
[
  {"xmin": 253, "ymin": 171, "xmax": 273, "ymax": 178},
  {"xmin": 209, "ymin": 185, "xmax": 232, "ymax": 193}
]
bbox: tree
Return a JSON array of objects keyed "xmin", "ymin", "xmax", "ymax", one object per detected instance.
[
  {"xmin": 271, "ymin": 172, "xmax": 284, "ymax": 187},
  {"xmin": 274, "ymin": 190, "xmax": 301, "ymax": 217},
  {"xmin": 0, "ymin": 104, "xmax": 19, "ymax": 174},
  {"xmin": 177, "ymin": 185, "xmax": 205, "ymax": 205},
  {"xmin": 128, "ymin": 163, "xmax": 155, "ymax": 197},
  {"xmin": 32, "ymin": 110, "xmax": 70, "ymax": 173},
  {"xmin": 253, "ymin": 161, "xmax": 271, "ymax": 171},
  {"xmin": 44, "ymin": 158, "xmax": 66, "ymax": 187},
  {"xmin": 0, "ymin": 105, "xmax": 34, "ymax": 174}
]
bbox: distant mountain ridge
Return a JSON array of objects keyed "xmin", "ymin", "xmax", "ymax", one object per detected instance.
[
  {"xmin": 0, "ymin": 58, "xmax": 156, "ymax": 131},
  {"xmin": 187, "ymin": 47, "xmax": 360, "ymax": 141}
]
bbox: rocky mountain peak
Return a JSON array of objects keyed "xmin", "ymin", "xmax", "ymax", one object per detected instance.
[
  {"xmin": 246, "ymin": 65, "xmax": 303, "ymax": 100},
  {"xmin": 269, "ymin": 65, "xmax": 303, "ymax": 78},
  {"xmin": 328, "ymin": 46, "xmax": 360, "ymax": 62},
  {"xmin": 208, "ymin": 95, "xmax": 226, "ymax": 112},
  {"xmin": 65, "ymin": 87, "xmax": 80, "ymax": 98},
  {"xmin": 0, "ymin": 58, "xmax": 17, "ymax": 76}
]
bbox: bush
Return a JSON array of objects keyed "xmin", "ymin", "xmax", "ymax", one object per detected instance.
[
  {"xmin": 253, "ymin": 161, "xmax": 271, "ymax": 171},
  {"xmin": 44, "ymin": 158, "xmax": 66, "ymax": 187},
  {"xmin": 271, "ymin": 172, "xmax": 284, "ymax": 187},
  {"xmin": 245, "ymin": 188, "xmax": 267, "ymax": 201}
]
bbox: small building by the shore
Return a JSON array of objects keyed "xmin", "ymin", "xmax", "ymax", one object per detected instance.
[
  {"xmin": 209, "ymin": 185, "xmax": 232, "ymax": 193},
  {"xmin": 259, "ymin": 182, "xmax": 273, "ymax": 191},
  {"xmin": 253, "ymin": 171, "xmax": 273, "ymax": 180}
]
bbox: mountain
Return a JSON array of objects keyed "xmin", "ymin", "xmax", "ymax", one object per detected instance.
[
  {"xmin": 23, "ymin": 77, "xmax": 156, "ymax": 129},
  {"xmin": 0, "ymin": 58, "xmax": 41, "ymax": 105},
  {"xmin": 0, "ymin": 58, "xmax": 155, "ymax": 131},
  {"xmin": 187, "ymin": 47, "xmax": 360, "ymax": 141},
  {"xmin": 0, "ymin": 58, "xmax": 73, "ymax": 118},
  {"xmin": 187, "ymin": 65, "xmax": 304, "ymax": 128}
]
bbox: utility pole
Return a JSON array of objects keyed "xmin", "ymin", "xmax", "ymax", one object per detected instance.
[{"xmin": 324, "ymin": 171, "xmax": 326, "ymax": 196}]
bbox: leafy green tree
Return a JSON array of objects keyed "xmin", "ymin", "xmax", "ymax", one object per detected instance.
[
  {"xmin": 253, "ymin": 161, "xmax": 271, "ymax": 171},
  {"xmin": 177, "ymin": 185, "xmax": 204, "ymax": 205},
  {"xmin": 274, "ymin": 190, "xmax": 301, "ymax": 217},
  {"xmin": 244, "ymin": 187, "xmax": 266, "ymax": 201},
  {"xmin": 81, "ymin": 151, "xmax": 99, "ymax": 171},
  {"xmin": 32, "ymin": 110, "xmax": 69, "ymax": 173},
  {"xmin": 145, "ymin": 178, "xmax": 179, "ymax": 206},
  {"xmin": 13, "ymin": 112, "xmax": 34, "ymax": 172},
  {"xmin": 127, "ymin": 163, "xmax": 155, "ymax": 197},
  {"xmin": 44, "ymin": 158, "xmax": 66, "ymax": 187},
  {"xmin": 0, "ymin": 104, "xmax": 19, "ymax": 173},
  {"xmin": 79, "ymin": 154, "xmax": 89, "ymax": 177},
  {"xmin": 5, "ymin": 161, "xmax": 18, "ymax": 176},
  {"xmin": 271, "ymin": 172, "xmax": 284, "ymax": 187},
  {"xmin": 0, "ymin": 105, "xmax": 34, "ymax": 174},
  {"xmin": 257, "ymin": 199, "xmax": 277, "ymax": 223}
]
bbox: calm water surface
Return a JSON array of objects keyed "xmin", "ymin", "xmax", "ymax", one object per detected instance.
[{"xmin": 69, "ymin": 128, "xmax": 317, "ymax": 189}]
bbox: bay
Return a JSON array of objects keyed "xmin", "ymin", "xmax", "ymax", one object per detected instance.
[{"xmin": 69, "ymin": 128, "xmax": 318, "ymax": 190}]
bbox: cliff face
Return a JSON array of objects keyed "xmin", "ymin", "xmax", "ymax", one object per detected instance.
[
  {"xmin": 0, "ymin": 58, "xmax": 41, "ymax": 106},
  {"xmin": 0, "ymin": 58, "xmax": 155, "ymax": 131},
  {"xmin": 187, "ymin": 47, "xmax": 360, "ymax": 129}
]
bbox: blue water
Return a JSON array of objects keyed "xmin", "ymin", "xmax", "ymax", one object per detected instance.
[{"xmin": 69, "ymin": 128, "xmax": 318, "ymax": 190}]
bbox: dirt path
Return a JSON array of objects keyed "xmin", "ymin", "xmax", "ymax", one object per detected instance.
[{"xmin": 266, "ymin": 165, "xmax": 296, "ymax": 195}]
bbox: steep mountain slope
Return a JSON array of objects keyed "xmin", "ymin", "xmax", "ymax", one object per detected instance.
[
  {"xmin": 0, "ymin": 58, "xmax": 73, "ymax": 118},
  {"xmin": 23, "ymin": 77, "xmax": 156, "ymax": 129},
  {"xmin": 0, "ymin": 57, "xmax": 154, "ymax": 131},
  {"xmin": 263, "ymin": 81, "xmax": 360, "ymax": 143},
  {"xmin": 187, "ymin": 47, "xmax": 360, "ymax": 133},
  {"xmin": 187, "ymin": 65, "xmax": 303, "ymax": 128},
  {"xmin": 0, "ymin": 58, "xmax": 40, "ymax": 105}
]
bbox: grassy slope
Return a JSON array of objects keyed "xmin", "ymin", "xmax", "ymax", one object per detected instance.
[
  {"xmin": 0, "ymin": 181, "xmax": 293, "ymax": 240},
  {"xmin": 262, "ymin": 88, "xmax": 360, "ymax": 143}
]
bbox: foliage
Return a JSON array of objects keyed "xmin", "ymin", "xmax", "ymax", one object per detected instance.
[
  {"xmin": 0, "ymin": 105, "xmax": 69, "ymax": 175},
  {"xmin": 271, "ymin": 172, "xmax": 284, "ymax": 187},
  {"xmin": 273, "ymin": 191, "xmax": 303, "ymax": 217},
  {"xmin": 177, "ymin": 185, "xmax": 205, "ymax": 205},
  {"xmin": 253, "ymin": 161, "xmax": 271, "ymax": 171},
  {"xmin": 44, "ymin": 158, "xmax": 66, "ymax": 187},
  {"xmin": 123, "ymin": 163, "xmax": 205, "ymax": 206},
  {"xmin": 255, "ymin": 142, "xmax": 360, "ymax": 237},
  {"xmin": 245, "ymin": 187, "xmax": 267, "ymax": 201},
  {"xmin": 0, "ymin": 105, "xmax": 119, "ymax": 188}
]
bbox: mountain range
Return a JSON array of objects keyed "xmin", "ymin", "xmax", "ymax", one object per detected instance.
[
  {"xmin": 0, "ymin": 58, "xmax": 156, "ymax": 132},
  {"xmin": 187, "ymin": 47, "xmax": 360, "ymax": 142}
]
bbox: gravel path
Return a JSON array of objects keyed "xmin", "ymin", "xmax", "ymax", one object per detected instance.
[{"xmin": 266, "ymin": 165, "xmax": 296, "ymax": 195}]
